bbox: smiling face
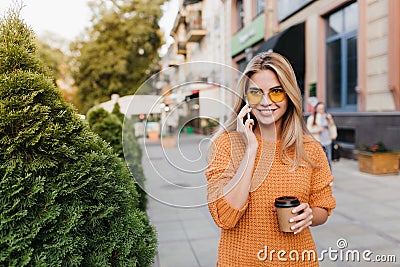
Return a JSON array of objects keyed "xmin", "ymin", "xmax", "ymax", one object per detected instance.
[{"xmin": 248, "ymin": 69, "xmax": 288, "ymax": 132}]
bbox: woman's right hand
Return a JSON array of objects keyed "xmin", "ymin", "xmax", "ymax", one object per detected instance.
[{"xmin": 237, "ymin": 104, "xmax": 258, "ymax": 150}]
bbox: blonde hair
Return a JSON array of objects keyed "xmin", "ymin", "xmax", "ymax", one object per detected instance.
[{"xmin": 217, "ymin": 52, "xmax": 312, "ymax": 169}]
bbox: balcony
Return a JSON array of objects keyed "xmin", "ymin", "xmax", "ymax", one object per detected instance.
[
  {"xmin": 186, "ymin": 10, "xmax": 206, "ymax": 42},
  {"xmin": 187, "ymin": 28, "xmax": 207, "ymax": 42},
  {"xmin": 168, "ymin": 60, "xmax": 178, "ymax": 67},
  {"xmin": 183, "ymin": 0, "xmax": 202, "ymax": 5},
  {"xmin": 177, "ymin": 42, "xmax": 187, "ymax": 56}
]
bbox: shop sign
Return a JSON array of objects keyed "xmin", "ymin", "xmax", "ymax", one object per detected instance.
[{"xmin": 231, "ymin": 14, "xmax": 265, "ymax": 56}]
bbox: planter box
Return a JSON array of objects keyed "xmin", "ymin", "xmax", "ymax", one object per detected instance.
[
  {"xmin": 355, "ymin": 151, "xmax": 400, "ymax": 175},
  {"xmin": 161, "ymin": 136, "xmax": 176, "ymax": 148},
  {"xmin": 148, "ymin": 131, "xmax": 159, "ymax": 141}
]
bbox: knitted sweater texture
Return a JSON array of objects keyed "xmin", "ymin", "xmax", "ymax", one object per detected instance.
[{"xmin": 206, "ymin": 131, "xmax": 336, "ymax": 266}]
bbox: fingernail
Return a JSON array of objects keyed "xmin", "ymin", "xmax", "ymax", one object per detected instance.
[
  {"xmin": 291, "ymin": 226, "xmax": 295, "ymax": 230},
  {"xmin": 289, "ymin": 218, "xmax": 294, "ymax": 223},
  {"xmin": 292, "ymin": 209, "xmax": 296, "ymax": 213}
]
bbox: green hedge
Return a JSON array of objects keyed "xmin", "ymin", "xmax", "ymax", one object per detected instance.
[
  {"xmin": 87, "ymin": 105, "xmax": 147, "ymax": 211},
  {"xmin": 0, "ymin": 8, "xmax": 156, "ymax": 266}
]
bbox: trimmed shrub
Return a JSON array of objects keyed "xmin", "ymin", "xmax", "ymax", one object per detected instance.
[
  {"xmin": 87, "ymin": 105, "xmax": 147, "ymax": 210},
  {"xmin": 87, "ymin": 107, "xmax": 124, "ymax": 157},
  {"xmin": 0, "ymin": 8, "xmax": 157, "ymax": 266}
]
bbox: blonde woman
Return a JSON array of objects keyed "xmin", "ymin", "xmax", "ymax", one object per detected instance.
[{"xmin": 206, "ymin": 52, "xmax": 335, "ymax": 266}]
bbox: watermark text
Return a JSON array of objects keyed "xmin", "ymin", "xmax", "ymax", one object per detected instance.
[{"xmin": 257, "ymin": 238, "xmax": 397, "ymax": 263}]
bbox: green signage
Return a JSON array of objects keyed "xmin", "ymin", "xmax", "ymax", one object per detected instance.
[{"xmin": 231, "ymin": 14, "xmax": 265, "ymax": 56}]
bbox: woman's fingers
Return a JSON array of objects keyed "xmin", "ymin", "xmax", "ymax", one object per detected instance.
[
  {"xmin": 237, "ymin": 105, "xmax": 253, "ymax": 132},
  {"xmin": 290, "ymin": 203, "xmax": 313, "ymax": 234},
  {"xmin": 244, "ymin": 118, "xmax": 254, "ymax": 129},
  {"xmin": 237, "ymin": 104, "xmax": 252, "ymax": 122},
  {"xmin": 236, "ymin": 104, "xmax": 258, "ymax": 148}
]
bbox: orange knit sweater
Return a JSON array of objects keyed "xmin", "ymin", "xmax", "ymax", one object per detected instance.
[{"xmin": 206, "ymin": 131, "xmax": 336, "ymax": 266}]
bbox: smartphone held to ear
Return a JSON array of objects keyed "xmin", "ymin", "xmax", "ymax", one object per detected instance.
[{"xmin": 245, "ymin": 100, "xmax": 251, "ymax": 120}]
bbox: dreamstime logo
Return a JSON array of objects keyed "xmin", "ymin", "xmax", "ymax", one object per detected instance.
[
  {"xmin": 121, "ymin": 61, "xmax": 276, "ymax": 208},
  {"xmin": 257, "ymin": 238, "xmax": 397, "ymax": 263},
  {"xmin": 319, "ymin": 238, "xmax": 396, "ymax": 263}
]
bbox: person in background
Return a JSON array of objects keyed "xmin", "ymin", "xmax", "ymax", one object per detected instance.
[
  {"xmin": 205, "ymin": 52, "xmax": 335, "ymax": 266},
  {"xmin": 306, "ymin": 102, "xmax": 337, "ymax": 170}
]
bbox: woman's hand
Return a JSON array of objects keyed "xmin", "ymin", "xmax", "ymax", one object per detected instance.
[
  {"xmin": 237, "ymin": 104, "xmax": 258, "ymax": 150},
  {"xmin": 326, "ymin": 113, "xmax": 334, "ymax": 123},
  {"xmin": 318, "ymin": 126, "xmax": 326, "ymax": 133},
  {"xmin": 289, "ymin": 203, "xmax": 313, "ymax": 234}
]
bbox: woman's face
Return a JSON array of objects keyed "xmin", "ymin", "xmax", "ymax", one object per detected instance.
[
  {"xmin": 316, "ymin": 103, "xmax": 325, "ymax": 114},
  {"xmin": 247, "ymin": 69, "xmax": 288, "ymax": 130}
]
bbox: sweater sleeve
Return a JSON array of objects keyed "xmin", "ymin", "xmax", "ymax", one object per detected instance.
[
  {"xmin": 308, "ymin": 143, "xmax": 336, "ymax": 215},
  {"xmin": 205, "ymin": 133, "xmax": 249, "ymax": 229}
]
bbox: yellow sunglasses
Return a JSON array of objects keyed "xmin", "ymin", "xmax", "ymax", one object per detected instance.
[{"xmin": 245, "ymin": 87, "xmax": 286, "ymax": 105}]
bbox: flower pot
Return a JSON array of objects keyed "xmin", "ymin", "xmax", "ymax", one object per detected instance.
[
  {"xmin": 161, "ymin": 136, "xmax": 176, "ymax": 148},
  {"xmin": 355, "ymin": 151, "xmax": 400, "ymax": 175},
  {"xmin": 148, "ymin": 131, "xmax": 159, "ymax": 141}
]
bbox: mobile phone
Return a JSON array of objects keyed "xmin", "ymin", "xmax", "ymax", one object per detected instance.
[{"xmin": 245, "ymin": 99, "xmax": 250, "ymax": 120}]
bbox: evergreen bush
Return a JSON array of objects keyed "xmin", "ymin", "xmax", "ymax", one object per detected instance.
[
  {"xmin": 86, "ymin": 105, "xmax": 147, "ymax": 210},
  {"xmin": 0, "ymin": 7, "xmax": 156, "ymax": 266},
  {"xmin": 87, "ymin": 107, "xmax": 124, "ymax": 157}
]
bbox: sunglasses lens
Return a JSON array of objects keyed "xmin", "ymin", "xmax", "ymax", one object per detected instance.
[
  {"xmin": 246, "ymin": 88, "xmax": 286, "ymax": 104},
  {"xmin": 269, "ymin": 91, "xmax": 286, "ymax": 103},
  {"xmin": 246, "ymin": 91, "xmax": 262, "ymax": 105}
]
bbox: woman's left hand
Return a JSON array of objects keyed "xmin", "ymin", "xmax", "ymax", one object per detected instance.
[{"xmin": 289, "ymin": 203, "xmax": 313, "ymax": 234}]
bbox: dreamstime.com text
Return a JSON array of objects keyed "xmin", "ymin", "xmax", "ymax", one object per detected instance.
[{"xmin": 257, "ymin": 238, "xmax": 397, "ymax": 263}]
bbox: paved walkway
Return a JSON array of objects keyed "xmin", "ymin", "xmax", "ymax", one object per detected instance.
[{"xmin": 141, "ymin": 134, "xmax": 400, "ymax": 267}]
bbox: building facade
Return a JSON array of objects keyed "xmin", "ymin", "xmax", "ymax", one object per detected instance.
[
  {"xmin": 164, "ymin": 0, "xmax": 400, "ymax": 155},
  {"xmin": 161, "ymin": 0, "xmax": 238, "ymax": 135},
  {"xmin": 227, "ymin": 0, "xmax": 400, "ymax": 156}
]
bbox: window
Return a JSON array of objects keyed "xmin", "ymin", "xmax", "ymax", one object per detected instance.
[
  {"xmin": 237, "ymin": 0, "xmax": 244, "ymax": 31},
  {"xmin": 255, "ymin": 0, "xmax": 265, "ymax": 17},
  {"xmin": 325, "ymin": 2, "xmax": 358, "ymax": 111}
]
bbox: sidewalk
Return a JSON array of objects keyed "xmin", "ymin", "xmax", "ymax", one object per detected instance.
[{"xmin": 141, "ymin": 134, "xmax": 400, "ymax": 267}]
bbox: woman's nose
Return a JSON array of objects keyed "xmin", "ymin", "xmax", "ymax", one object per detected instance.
[{"xmin": 260, "ymin": 93, "xmax": 273, "ymax": 105}]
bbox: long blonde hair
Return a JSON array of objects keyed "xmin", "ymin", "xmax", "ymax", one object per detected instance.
[{"xmin": 217, "ymin": 52, "xmax": 312, "ymax": 169}]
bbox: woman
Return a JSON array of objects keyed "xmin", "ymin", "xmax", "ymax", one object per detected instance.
[
  {"xmin": 306, "ymin": 102, "xmax": 337, "ymax": 169},
  {"xmin": 205, "ymin": 52, "xmax": 335, "ymax": 266}
]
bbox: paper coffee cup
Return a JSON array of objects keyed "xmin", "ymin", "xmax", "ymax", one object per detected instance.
[{"xmin": 274, "ymin": 196, "xmax": 300, "ymax": 232}]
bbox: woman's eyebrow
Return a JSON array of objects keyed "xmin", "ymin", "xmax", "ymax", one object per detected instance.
[
  {"xmin": 269, "ymin": 86, "xmax": 284, "ymax": 90},
  {"xmin": 248, "ymin": 85, "xmax": 283, "ymax": 91}
]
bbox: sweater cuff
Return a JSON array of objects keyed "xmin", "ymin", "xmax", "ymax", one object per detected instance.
[{"xmin": 215, "ymin": 196, "xmax": 249, "ymax": 229}]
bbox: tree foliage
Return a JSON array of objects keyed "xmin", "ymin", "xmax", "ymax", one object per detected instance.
[
  {"xmin": 71, "ymin": 0, "xmax": 165, "ymax": 114},
  {"xmin": 87, "ymin": 107, "xmax": 124, "ymax": 157},
  {"xmin": 87, "ymin": 104, "xmax": 147, "ymax": 210},
  {"xmin": 35, "ymin": 40, "xmax": 64, "ymax": 81},
  {"xmin": 0, "ymin": 7, "xmax": 156, "ymax": 266}
]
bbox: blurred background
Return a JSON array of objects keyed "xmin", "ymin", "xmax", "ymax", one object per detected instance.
[{"xmin": 1, "ymin": 0, "xmax": 399, "ymax": 158}]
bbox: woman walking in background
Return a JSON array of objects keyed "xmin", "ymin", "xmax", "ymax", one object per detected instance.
[
  {"xmin": 306, "ymin": 102, "xmax": 337, "ymax": 170},
  {"xmin": 205, "ymin": 52, "xmax": 335, "ymax": 266}
]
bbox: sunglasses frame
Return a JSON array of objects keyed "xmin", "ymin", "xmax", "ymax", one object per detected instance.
[{"xmin": 245, "ymin": 87, "xmax": 287, "ymax": 105}]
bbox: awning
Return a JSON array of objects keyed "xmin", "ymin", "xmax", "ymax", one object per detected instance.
[
  {"xmin": 254, "ymin": 22, "xmax": 305, "ymax": 92},
  {"xmin": 183, "ymin": 0, "xmax": 202, "ymax": 5},
  {"xmin": 97, "ymin": 95, "xmax": 163, "ymax": 116}
]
